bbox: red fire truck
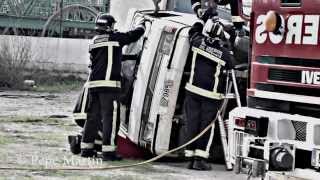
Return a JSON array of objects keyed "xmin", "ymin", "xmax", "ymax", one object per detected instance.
[{"xmin": 228, "ymin": 0, "xmax": 320, "ymax": 179}]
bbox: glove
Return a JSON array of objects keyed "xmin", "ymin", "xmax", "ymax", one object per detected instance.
[
  {"xmin": 135, "ymin": 17, "xmax": 146, "ymax": 28},
  {"xmin": 200, "ymin": 7, "xmax": 218, "ymax": 22}
]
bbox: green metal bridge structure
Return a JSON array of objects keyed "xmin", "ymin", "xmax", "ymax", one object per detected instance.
[{"xmin": 0, "ymin": 0, "xmax": 109, "ymax": 38}]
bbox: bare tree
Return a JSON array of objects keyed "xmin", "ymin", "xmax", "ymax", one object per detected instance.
[{"xmin": 0, "ymin": 36, "xmax": 32, "ymax": 88}]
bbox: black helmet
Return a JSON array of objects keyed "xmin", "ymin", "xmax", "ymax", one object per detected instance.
[{"xmin": 95, "ymin": 14, "xmax": 116, "ymax": 33}]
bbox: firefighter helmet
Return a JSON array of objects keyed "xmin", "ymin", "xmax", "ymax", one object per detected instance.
[
  {"xmin": 203, "ymin": 17, "xmax": 224, "ymax": 38},
  {"xmin": 95, "ymin": 14, "xmax": 116, "ymax": 32}
]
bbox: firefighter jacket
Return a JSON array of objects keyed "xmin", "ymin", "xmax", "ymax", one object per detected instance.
[
  {"xmin": 87, "ymin": 26, "xmax": 145, "ymax": 93},
  {"xmin": 191, "ymin": 0, "xmax": 244, "ymax": 29},
  {"xmin": 186, "ymin": 22, "xmax": 233, "ymax": 100}
]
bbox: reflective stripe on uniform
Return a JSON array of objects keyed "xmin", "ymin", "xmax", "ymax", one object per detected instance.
[
  {"xmin": 186, "ymin": 83, "xmax": 224, "ymax": 100},
  {"xmin": 194, "ymin": 149, "xmax": 209, "ymax": 159},
  {"xmin": 185, "ymin": 150, "xmax": 195, "ymax": 157},
  {"xmin": 205, "ymin": 124, "xmax": 216, "ymax": 154},
  {"xmin": 192, "ymin": 47, "xmax": 226, "ymax": 66},
  {"xmin": 111, "ymin": 101, "xmax": 118, "ymax": 147},
  {"xmin": 80, "ymin": 86, "xmax": 89, "ymax": 114},
  {"xmin": 98, "ymin": 131, "xmax": 103, "ymax": 138},
  {"xmin": 94, "ymin": 140, "xmax": 102, "ymax": 145},
  {"xmin": 213, "ymin": 64, "xmax": 222, "ymax": 93},
  {"xmin": 187, "ymin": 47, "xmax": 225, "ymax": 99},
  {"xmin": 82, "ymin": 142, "xmax": 94, "ymax": 149},
  {"xmin": 89, "ymin": 41, "xmax": 120, "ymax": 86},
  {"xmin": 102, "ymin": 145, "xmax": 116, "ymax": 152},
  {"xmin": 106, "ymin": 46, "xmax": 113, "ymax": 80},
  {"xmin": 89, "ymin": 41, "xmax": 120, "ymax": 51},
  {"xmin": 86, "ymin": 80, "xmax": 121, "ymax": 88},
  {"xmin": 232, "ymin": 16, "xmax": 245, "ymax": 23},
  {"xmin": 73, "ymin": 113, "xmax": 87, "ymax": 120},
  {"xmin": 189, "ymin": 50, "xmax": 198, "ymax": 84}
]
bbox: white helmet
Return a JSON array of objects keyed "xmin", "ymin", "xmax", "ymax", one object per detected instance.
[{"xmin": 202, "ymin": 18, "xmax": 224, "ymax": 38}]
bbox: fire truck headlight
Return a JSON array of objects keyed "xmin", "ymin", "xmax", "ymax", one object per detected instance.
[
  {"xmin": 264, "ymin": 11, "xmax": 282, "ymax": 33},
  {"xmin": 278, "ymin": 119, "xmax": 296, "ymax": 140},
  {"xmin": 314, "ymin": 125, "xmax": 320, "ymax": 145},
  {"xmin": 312, "ymin": 149, "xmax": 320, "ymax": 168}
]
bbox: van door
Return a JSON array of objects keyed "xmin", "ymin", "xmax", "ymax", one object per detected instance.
[{"xmin": 138, "ymin": 26, "xmax": 178, "ymax": 149}]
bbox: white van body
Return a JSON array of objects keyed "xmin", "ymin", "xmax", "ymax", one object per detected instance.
[{"xmin": 123, "ymin": 10, "xmax": 198, "ymax": 154}]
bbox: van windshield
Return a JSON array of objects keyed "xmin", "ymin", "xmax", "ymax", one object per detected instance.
[{"xmin": 166, "ymin": 0, "xmax": 194, "ymax": 14}]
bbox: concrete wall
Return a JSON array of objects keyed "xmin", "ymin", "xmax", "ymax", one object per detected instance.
[{"xmin": 0, "ymin": 35, "xmax": 90, "ymax": 73}]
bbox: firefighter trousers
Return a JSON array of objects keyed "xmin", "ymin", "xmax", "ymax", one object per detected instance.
[
  {"xmin": 82, "ymin": 92, "xmax": 120, "ymax": 153},
  {"xmin": 184, "ymin": 93, "xmax": 222, "ymax": 159}
]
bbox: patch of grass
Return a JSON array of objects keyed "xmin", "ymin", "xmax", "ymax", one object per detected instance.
[
  {"xmin": 25, "ymin": 70, "xmax": 85, "ymax": 93},
  {"xmin": 0, "ymin": 116, "xmax": 60, "ymax": 123},
  {"xmin": 0, "ymin": 135, "xmax": 13, "ymax": 145},
  {"xmin": 32, "ymin": 80, "xmax": 84, "ymax": 93}
]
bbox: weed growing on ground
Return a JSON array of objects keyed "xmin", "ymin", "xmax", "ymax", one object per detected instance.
[{"xmin": 0, "ymin": 37, "xmax": 31, "ymax": 89}]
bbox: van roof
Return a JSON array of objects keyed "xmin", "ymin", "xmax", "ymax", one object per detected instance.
[{"xmin": 141, "ymin": 10, "xmax": 198, "ymax": 26}]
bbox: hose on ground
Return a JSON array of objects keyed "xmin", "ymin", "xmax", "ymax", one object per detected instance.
[{"xmin": 0, "ymin": 111, "xmax": 220, "ymax": 171}]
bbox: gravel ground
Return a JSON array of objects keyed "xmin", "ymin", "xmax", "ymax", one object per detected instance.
[{"xmin": 0, "ymin": 90, "xmax": 247, "ymax": 180}]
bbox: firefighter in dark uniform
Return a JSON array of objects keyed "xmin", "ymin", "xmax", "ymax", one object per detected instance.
[
  {"xmin": 184, "ymin": 7, "xmax": 234, "ymax": 171},
  {"xmin": 192, "ymin": 0, "xmax": 245, "ymax": 30},
  {"xmin": 81, "ymin": 14, "xmax": 145, "ymax": 161}
]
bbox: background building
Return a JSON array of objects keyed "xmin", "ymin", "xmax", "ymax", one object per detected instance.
[{"xmin": 0, "ymin": 0, "xmax": 110, "ymax": 38}]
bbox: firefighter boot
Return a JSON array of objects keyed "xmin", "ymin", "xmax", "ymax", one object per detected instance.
[
  {"xmin": 94, "ymin": 144, "xmax": 102, "ymax": 153},
  {"xmin": 192, "ymin": 157, "xmax": 212, "ymax": 171},
  {"xmin": 81, "ymin": 149, "xmax": 97, "ymax": 158},
  {"xmin": 102, "ymin": 152, "xmax": 123, "ymax": 161},
  {"xmin": 187, "ymin": 158, "xmax": 195, "ymax": 169},
  {"xmin": 68, "ymin": 135, "xmax": 82, "ymax": 155}
]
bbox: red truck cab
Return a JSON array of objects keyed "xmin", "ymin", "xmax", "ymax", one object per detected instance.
[{"xmin": 248, "ymin": 0, "xmax": 320, "ymax": 117}]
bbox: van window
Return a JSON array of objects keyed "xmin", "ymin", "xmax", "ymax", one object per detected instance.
[{"xmin": 166, "ymin": 0, "xmax": 193, "ymax": 13}]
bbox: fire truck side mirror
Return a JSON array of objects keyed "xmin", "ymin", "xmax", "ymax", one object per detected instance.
[{"xmin": 238, "ymin": 0, "xmax": 252, "ymax": 21}]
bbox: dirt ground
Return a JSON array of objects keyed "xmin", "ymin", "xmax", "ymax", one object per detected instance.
[{"xmin": 0, "ymin": 90, "xmax": 247, "ymax": 180}]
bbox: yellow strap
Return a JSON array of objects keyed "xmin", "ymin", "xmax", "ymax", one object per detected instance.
[
  {"xmin": 102, "ymin": 145, "xmax": 116, "ymax": 152},
  {"xmin": 192, "ymin": 47, "xmax": 226, "ymax": 66},
  {"xmin": 82, "ymin": 142, "xmax": 94, "ymax": 149},
  {"xmin": 73, "ymin": 113, "xmax": 87, "ymax": 120},
  {"xmin": 106, "ymin": 46, "xmax": 113, "ymax": 80},
  {"xmin": 186, "ymin": 83, "xmax": 224, "ymax": 100},
  {"xmin": 189, "ymin": 51, "xmax": 198, "ymax": 84},
  {"xmin": 185, "ymin": 150, "xmax": 195, "ymax": 157},
  {"xmin": 194, "ymin": 149, "xmax": 209, "ymax": 159},
  {"xmin": 80, "ymin": 86, "xmax": 89, "ymax": 113},
  {"xmin": 213, "ymin": 64, "xmax": 222, "ymax": 93},
  {"xmin": 86, "ymin": 80, "xmax": 121, "ymax": 88},
  {"xmin": 94, "ymin": 140, "xmax": 102, "ymax": 145},
  {"xmin": 89, "ymin": 41, "xmax": 120, "ymax": 51}
]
